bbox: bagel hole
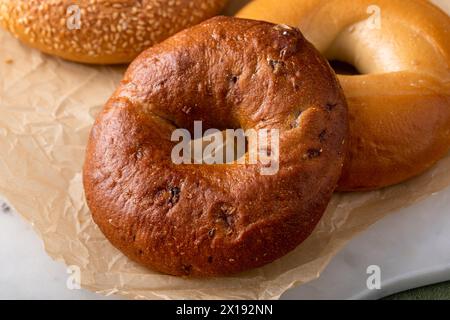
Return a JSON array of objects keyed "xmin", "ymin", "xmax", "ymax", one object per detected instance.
[
  {"xmin": 328, "ymin": 60, "xmax": 361, "ymax": 75},
  {"xmin": 189, "ymin": 130, "xmax": 248, "ymax": 164}
]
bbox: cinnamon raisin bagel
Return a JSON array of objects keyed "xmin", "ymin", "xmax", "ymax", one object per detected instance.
[
  {"xmin": 0, "ymin": 0, "xmax": 228, "ymax": 64},
  {"xmin": 83, "ymin": 16, "xmax": 348, "ymax": 276},
  {"xmin": 238, "ymin": 0, "xmax": 450, "ymax": 191}
]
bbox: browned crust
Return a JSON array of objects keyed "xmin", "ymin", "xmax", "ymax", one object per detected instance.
[
  {"xmin": 83, "ymin": 17, "xmax": 348, "ymax": 276},
  {"xmin": 236, "ymin": 0, "xmax": 450, "ymax": 191}
]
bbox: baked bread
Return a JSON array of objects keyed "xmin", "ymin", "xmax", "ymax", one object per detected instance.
[
  {"xmin": 238, "ymin": 0, "xmax": 450, "ymax": 191},
  {"xmin": 83, "ymin": 16, "xmax": 348, "ymax": 276},
  {"xmin": 0, "ymin": 0, "xmax": 228, "ymax": 64}
]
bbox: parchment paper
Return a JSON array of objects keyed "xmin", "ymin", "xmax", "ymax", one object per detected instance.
[{"xmin": 1, "ymin": 1, "xmax": 450, "ymax": 300}]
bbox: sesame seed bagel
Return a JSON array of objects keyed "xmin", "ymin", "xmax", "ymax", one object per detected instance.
[
  {"xmin": 83, "ymin": 17, "xmax": 348, "ymax": 276},
  {"xmin": 238, "ymin": 0, "xmax": 450, "ymax": 191},
  {"xmin": 0, "ymin": 0, "xmax": 228, "ymax": 64}
]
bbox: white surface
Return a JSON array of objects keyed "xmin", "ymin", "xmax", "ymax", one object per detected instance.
[
  {"xmin": 1, "ymin": 183, "xmax": 450, "ymax": 300},
  {"xmin": 1, "ymin": 0, "xmax": 449, "ymax": 300},
  {"xmin": 284, "ymin": 185, "xmax": 450, "ymax": 300},
  {"xmin": 0, "ymin": 200, "xmax": 108, "ymax": 300}
]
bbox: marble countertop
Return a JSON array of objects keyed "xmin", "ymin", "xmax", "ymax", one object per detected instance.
[
  {"xmin": 2, "ymin": 181, "xmax": 450, "ymax": 300},
  {"xmin": 0, "ymin": 199, "xmax": 105, "ymax": 300},
  {"xmin": 1, "ymin": 0, "xmax": 450, "ymax": 301}
]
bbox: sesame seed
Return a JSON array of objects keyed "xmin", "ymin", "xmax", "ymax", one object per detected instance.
[{"xmin": 0, "ymin": 0, "xmax": 227, "ymax": 63}]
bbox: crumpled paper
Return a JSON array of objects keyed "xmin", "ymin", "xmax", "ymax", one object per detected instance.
[{"xmin": 1, "ymin": 1, "xmax": 450, "ymax": 300}]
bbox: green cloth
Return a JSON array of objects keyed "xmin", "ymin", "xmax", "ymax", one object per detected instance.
[{"xmin": 383, "ymin": 281, "xmax": 450, "ymax": 300}]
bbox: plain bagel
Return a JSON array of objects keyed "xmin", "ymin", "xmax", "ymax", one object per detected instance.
[
  {"xmin": 238, "ymin": 0, "xmax": 450, "ymax": 191},
  {"xmin": 83, "ymin": 17, "xmax": 348, "ymax": 276},
  {"xmin": 0, "ymin": 0, "xmax": 228, "ymax": 64}
]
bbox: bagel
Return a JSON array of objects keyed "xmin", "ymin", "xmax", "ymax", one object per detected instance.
[
  {"xmin": 237, "ymin": 0, "xmax": 450, "ymax": 191},
  {"xmin": 83, "ymin": 16, "xmax": 348, "ymax": 276},
  {"xmin": 0, "ymin": 0, "xmax": 228, "ymax": 64}
]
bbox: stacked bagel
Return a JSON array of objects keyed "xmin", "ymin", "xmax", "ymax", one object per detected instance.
[{"xmin": 2, "ymin": 0, "xmax": 449, "ymax": 276}]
